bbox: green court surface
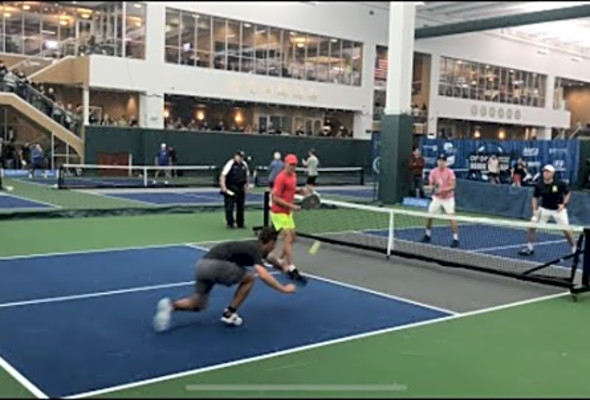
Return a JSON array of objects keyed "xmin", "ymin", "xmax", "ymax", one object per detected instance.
[{"xmin": 1, "ymin": 182, "xmax": 589, "ymax": 399}]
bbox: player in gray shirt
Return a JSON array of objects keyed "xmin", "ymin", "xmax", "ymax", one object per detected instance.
[
  {"xmin": 153, "ymin": 227, "xmax": 296, "ymax": 331},
  {"xmin": 303, "ymin": 149, "xmax": 319, "ymax": 188}
]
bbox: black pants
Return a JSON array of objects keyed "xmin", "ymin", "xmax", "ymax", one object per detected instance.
[{"xmin": 224, "ymin": 186, "xmax": 245, "ymax": 227}]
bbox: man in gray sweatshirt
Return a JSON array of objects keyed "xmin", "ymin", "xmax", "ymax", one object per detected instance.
[{"xmin": 267, "ymin": 151, "xmax": 284, "ymax": 189}]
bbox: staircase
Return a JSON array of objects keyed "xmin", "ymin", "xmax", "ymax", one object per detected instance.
[{"xmin": 0, "ymin": 93, "xmax": 84, "ymax": 159}]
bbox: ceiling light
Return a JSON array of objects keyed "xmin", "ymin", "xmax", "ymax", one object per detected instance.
[
  {"xmin": 134, "ymin": 3, "xmax": 142, "ymax": 8},
  {"xmin": 244, "ymin": 23, "xmax": 251, "ymax": 27},
  {"xmin": 571, "ymin": 57, "xmax": 582, "ymax": 62},
  {"xmin": 60, "ymin": 20, "xmax": 68, "ymax": 26},
  {"xmin": 3, "ymin": 13, "xmax": 11, "ymax": 18},
  {"xmin": 23, "ymin": 5, "xmax": 31, "ymax": 10}
]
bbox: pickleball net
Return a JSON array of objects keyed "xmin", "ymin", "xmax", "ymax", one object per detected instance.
[
  {"xmin": 58, "ymin": 164, "xmax": 219, "ymax": 189},
  {"xmin": 258, "ymin": 192, "xmax": 590, "ymax": 293}
]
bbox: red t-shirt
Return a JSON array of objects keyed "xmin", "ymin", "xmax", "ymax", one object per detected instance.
[{"xmin": 271, "ymin": 170, "xmax": 297, "ymax": 214}]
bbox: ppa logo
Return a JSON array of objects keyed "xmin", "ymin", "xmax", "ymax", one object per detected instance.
[
  {"xmin": 549, "ymin": 148, "xmax": 568, "ymax": 155},
  {"xmin": 522, "ymin": 147, "xmax": 539, "ymax": 157}
]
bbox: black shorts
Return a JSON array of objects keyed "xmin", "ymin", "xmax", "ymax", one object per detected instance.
[
  {"xmin": 306, "ymin": 176, "xmax": 317, "ymax": 185},
  {"xmin": 194, "ymin": 258, "xmax": 247, "ymax": 295}
]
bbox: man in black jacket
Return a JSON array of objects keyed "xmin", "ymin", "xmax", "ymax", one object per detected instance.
[{"xmin": 220, "ymin": 150, "xmax": 249, "ymax": 229}]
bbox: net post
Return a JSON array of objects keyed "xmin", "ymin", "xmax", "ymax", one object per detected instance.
[
  {"xmin": 143, "ymin": 166, "xmax": 147, "ymax": 187},
  {"xmin": 386, "ymin": 210, "xmax": 394, "ymax": 258},
  {"xmin": 582, "ymin": 229, "xmax": 590, "ymax": 289},
  {"xmin": 264, "ymin": 191, "xmax": 270, "ymax": 228},
  {"xmin": 360, "ymin": 168, "xmax": 365, "ymax": 186},
  {"xmin": 57, "ymin": 165, "xmax": 63, "ymax": 189}
]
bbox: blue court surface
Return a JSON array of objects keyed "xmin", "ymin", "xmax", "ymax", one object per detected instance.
[
  {"xmin": 0, "ymin": 194, "xmax": 56, "ymax": 210},
  {"xmin": 0, "ymin": 245, "xmax": 450, "ymax": 398},
  {"xmin": 367, "ymin": 223, "xmax": 582, "ymax": 268}
]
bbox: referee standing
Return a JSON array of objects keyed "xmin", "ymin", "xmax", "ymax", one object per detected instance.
[
  {"xmin": 518, "ymin": 164, "xmax": 576, "ymax": 256},
  {"xmin": 220, "ymin": 150, "xmax": 249, "ymax": 229}
]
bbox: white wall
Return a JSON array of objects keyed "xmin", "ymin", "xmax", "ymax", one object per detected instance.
[{"xmin": 431, "ymin": 96, "xmax": 570, "ymax": 129}]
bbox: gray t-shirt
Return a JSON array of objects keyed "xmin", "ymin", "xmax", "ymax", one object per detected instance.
[{"xmin": 306, "ymin": 156, "xmax": 319, "ymax": 177}]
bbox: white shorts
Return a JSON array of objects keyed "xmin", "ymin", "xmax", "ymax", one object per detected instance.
[
  {"xmin": 428, "ymin": 197, "xmax": 455, "ymax": 214},
  {"xmin": 532, "ymin": 207, "xmax": 569, "ymax": 226}
]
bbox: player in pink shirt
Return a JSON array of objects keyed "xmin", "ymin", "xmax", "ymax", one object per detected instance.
[{"xmin": 422, "ymin": 154, "xmax": 459, "ymax": 248}]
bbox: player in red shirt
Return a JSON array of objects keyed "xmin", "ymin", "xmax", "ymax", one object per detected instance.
[{"xmin": 268, "ymin": 154, "xmax": 307, "ymax": 285}]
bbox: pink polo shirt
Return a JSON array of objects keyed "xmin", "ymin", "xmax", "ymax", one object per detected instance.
[{"xmin": 429, "ymin": 167, "xmax": 456, "ymax": 200}]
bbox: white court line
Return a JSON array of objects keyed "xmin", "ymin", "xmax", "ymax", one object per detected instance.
[
  {"xmin": 0, "ymin": 281, "xmax": 194, "ymax": 309},
  {"xmin": 186, "ymin": 244, "xmax": 457, "ymax": 315},
  {"xmin": 0, "ymin": 243, "xmax": 197, "ymax": 262},
  {"xmin": 0, "ymin": 355, "xmax": 48, "ymax": 398},
  {"xmin": 469, "ymin": 239, "xmax": 568, "ymax": 254},
  {"xmin": 66, "ymin": 290, "xmax": 568, "ymax": 399}
]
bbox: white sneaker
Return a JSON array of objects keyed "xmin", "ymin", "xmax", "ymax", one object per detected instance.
[
  {"xmin": 153, "ymin": 298, "xmax": 173, "ymax": 332},
  {"xmin": 221, "ymin": 311, "xmax": 243, "ymax": 326}
]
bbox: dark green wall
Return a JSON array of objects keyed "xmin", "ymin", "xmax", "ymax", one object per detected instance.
[
  {"xmin": 578, "ymin": 140, "xmax": 590, "ymax": 189},
  {"xmin": 85, "ymin": 127, "xmax": 372, "ymax": 170}
]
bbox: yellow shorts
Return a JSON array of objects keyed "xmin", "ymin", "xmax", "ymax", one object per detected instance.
[{"xmin": 270, "ymin": 212, "xmax": 295, "ymax": 231}]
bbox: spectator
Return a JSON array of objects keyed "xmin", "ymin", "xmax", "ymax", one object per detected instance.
[
  {"xmin": 511, "ymin": 158, "xmax": 528, "ymax": 187},
  {"xmin": 487, "ymin": 154, "xmax": 500, "ymax": 184},
  {"xmin": 409, "ymin": 147, "xmax": 425, "ymax": 198},
  {"xmin": 267, "ymin": 151, "xmax": 284, "ymax": 190}
]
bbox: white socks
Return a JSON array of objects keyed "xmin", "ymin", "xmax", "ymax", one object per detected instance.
[{"xmin": 287, "ymin": 264, "xmax": 296, "ymax": 272}]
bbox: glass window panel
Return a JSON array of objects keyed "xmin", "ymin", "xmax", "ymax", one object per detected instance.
[
  {"xmin": 240, "ymin": 21, "xmax": 254, "ymax": 73},
  {"xmin": 267, "ymin": 27, "xmax": 280, "ymax": 76},
  {"xmin": 304, "ymin": 34, "xmax": 317, "ymax": 81},
  {"xmin": 5, "ymin": 5, "xmax": 23, "ymax": 54},
  {"xmin": 212, "ymin": 18, "xmax": 226, "ymax": 70},
  {"xmin": 180, "ymin": 11, "xmax": 195, "ymax": 66},
  {"xmin": 226, "ymin": 20, "xmax": 240, "ymax": 71},
  {"xmin": 342, "ymin": 40, "xmax": 354, "ymax": 86},
  {"xmin": 538, "ymin": 74, "xmax": 546, "ymax": 108},
  {"xmin": 281, "ymin": 29, "xmax": 293, "ymax": 78},
  {"xmin": 352, "ymin": 42, "xmax": 362, "ymax": 86},
  {"xmin": 125, "ymin": 2, "xmax": 145, "ymax": 59},
  {"xmin": 164, "ymin": 8, "xmax": 180, "ymax": 63},
  {"xmin": 24, "ymin": 3, "xmax": 41, "ymax": 56},
  {"xmin": 253, "ymin": 24, "xmax": 268, "ymax": 75},
  {"xmin": 41, "ymin": 4, "xmax": 60, "ymax": 55},
  {"xmin": 330, "ymin": 38, "xmax": 342, "ymax": 84},
  {"xmin": 196, "ymin": 15, "xmax": 211, "ymax": 68},
  {"xmin": 59, "ymin": 6, "xmax": 76, "ymax": 48},
  {"xmin": 317, "ymin": 37, "xmax": 330, "ymax": 83}
]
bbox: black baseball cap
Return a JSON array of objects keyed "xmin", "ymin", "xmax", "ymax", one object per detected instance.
[{"xmin": 437, "ymin": 154, "xmax": 447, "ymax": 161}]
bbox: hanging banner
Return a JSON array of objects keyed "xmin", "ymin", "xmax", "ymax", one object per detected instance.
[{"xmin": 420, "ymin": 138, "xmax": 580, "ymax": 184}]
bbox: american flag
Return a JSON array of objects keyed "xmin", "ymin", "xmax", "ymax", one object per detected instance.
[{"xmin": 375, "ymin": 57, "xmax": 387, "ymax": 80}]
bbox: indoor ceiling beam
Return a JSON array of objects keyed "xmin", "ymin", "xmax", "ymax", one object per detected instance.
[{"xmin": 415, "ymin": 4, "xmax": 590, "ymax": 39}]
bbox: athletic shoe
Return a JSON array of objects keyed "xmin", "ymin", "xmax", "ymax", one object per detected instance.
[
  {"xmin": 451, "ymin": 239, "xmax": 459, "ymax": 248},
  {"xmin": 288, "ymin": 269, "xmax": 308, "ymax": 286},
  {"xmin": 519, "ymin": 247, "xmax": 534, "ymax": 256},
  {"xmin": 153, "ymin": 297, "xmax": 173, "ymax": 332},
  {"xmin": 421, "ymin": 235, "xmax": 431, "ymax": 243},
  {"xmin": 221, "ymin": 311, "xmax": 243, "ymax": 326}
]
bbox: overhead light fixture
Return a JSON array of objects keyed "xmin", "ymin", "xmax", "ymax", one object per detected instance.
[
  {"xmin": 244, "ymin": 23, "xmax": 251, "ymax": 27},
  {"xmin": 23, "ymin": 5, "xmax": 31, "ymax": 10},
  {"xmin": 134, "ymin": 3, "xmax": 142, "ymax": 8},
  {"xmin": 414, "ymin": 1, "xmax": 425, "ymax": 5},
  {"xmin": 3, "ymin": 13, "xmax": 11, "ymax": 18},
  {"xmin": 60, "ymin": 20, "xmax": 68, "ymax": 26}
]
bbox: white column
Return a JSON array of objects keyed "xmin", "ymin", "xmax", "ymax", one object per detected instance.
[
  {"xmin": 427, "ymin": 53, "xmax": 440, "ymax": 137},
  {"xmin": 144, "ymin": 2, "xmax": 165, "ymax": 65},
  {"xmin": 352, "ymin": 112, "xmax": 373, "ymax": 138},
  {"xmin": 384, "ymin": 1, "xmax": 415, "ymax": 116},
  {"xmin": 82, "ymin": 86, "xmax": 90, "ymax": 126},
  {"xmin": 139, "ymin": 93, "xmax": 164, "ymax": 129},
  {"xmin": 542, "ymin": 74, "xmax": 556, "ymax": 140}
]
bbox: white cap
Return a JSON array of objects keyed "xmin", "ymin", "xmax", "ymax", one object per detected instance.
[
  {"xmin": 543, "ymin": 164, "xmax": 555, "ymax": 172},
  {"xmin": 161, "ymin": 143, "xmax": 166, "ymax": 148}
]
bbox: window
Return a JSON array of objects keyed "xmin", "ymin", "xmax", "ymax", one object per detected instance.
[
  {"xmin": 125, "ymin": 2, "xmax": 145, "ymax": 59},
  {"xmin": 438, "ymin": 56, "xmax": 547, "ymax": 108},
  {"xmin": 162, "ymin": 7, "xmax": 364, "ymax": 86},
  {"xmin": 165, "ymin": 9, "xmax": 180, "ymax": 63},
  {"xmin": 196, "ymin": 15, "xmax": 211, "ymax": 68},
  {"xmin": 24, "ymin": 3, "xmax": 41, "ymax": 55}
]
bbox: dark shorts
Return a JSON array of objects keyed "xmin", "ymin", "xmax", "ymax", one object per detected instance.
[
  {"xmin": 195, "ymin": 258, "xmax": 247, "ymax": 295},
  {"xmin": 306, "ymin": 175, "xmax": 317, "ymax": 185}
]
